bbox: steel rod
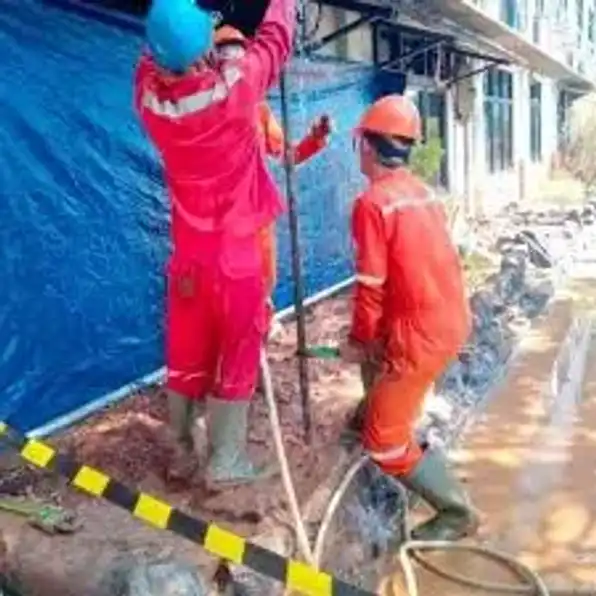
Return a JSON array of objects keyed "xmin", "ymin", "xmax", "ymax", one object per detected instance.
[{"xmin": 279, "ymin": 70, "xmax": 312, "ymax": 444}]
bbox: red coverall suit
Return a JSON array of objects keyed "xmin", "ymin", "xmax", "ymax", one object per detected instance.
[
  {"xmin": 214, "ymin": 25, "xmax": 329, "ymax": 312},
  {"xmin": 134, "ymin": 0, "xmax": 294, "ymax": 402},
  {"xmin": 215, "ymin": 25, "xmax": 329, "ymax": 327},
  {"xmin": 350, "ymin": 169, "xmax": 471, "ymax": 476}
]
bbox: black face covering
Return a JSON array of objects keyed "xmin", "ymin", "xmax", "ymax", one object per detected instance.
[
  {"xmin": 197, "ymin": 0, "xmax": 271, "ymax": 36},
  {"xmin": 364, "ymin": 132, "xmax": 413, "ymax": 167}
]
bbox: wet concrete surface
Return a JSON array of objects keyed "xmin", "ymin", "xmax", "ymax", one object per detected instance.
[{"xmin": 385, "ymin": 286, "xmax": 596, "ymax": 595}]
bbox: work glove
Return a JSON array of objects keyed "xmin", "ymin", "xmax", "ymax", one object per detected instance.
[
  {"xmin": 338, "ymin": 338, "xmax": 367, "ymax": 364},
  {"xmin": 199, "ymin": 0, "xmax": 271, "ymax": 37},
  {"xmin": 310, "ymin": 114, "xmax": 333, "ymax": 141}
]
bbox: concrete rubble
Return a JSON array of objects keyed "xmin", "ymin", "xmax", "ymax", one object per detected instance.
[
  {"xmin": 98, "ymin": 557, "xmax": 209, "ymax": 596},
  {"xmin": 424, "ymin": 201, "xmax": 596, "ymax": 447}
]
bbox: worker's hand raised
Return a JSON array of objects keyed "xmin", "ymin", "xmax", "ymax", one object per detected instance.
[
  {"xmin": 338, "ymin": 339, "xmax": 367, "ymax": 364},
  {"xmin": 311, "ymin": 114, "xmax": 333, "ymax": 140}
]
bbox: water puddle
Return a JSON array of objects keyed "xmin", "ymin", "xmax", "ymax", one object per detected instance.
[{"xmin": 501, "ymin": 317, "xmax": 593, "ymax": 552}]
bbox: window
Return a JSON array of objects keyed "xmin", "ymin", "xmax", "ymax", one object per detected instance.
[
  {"xmin": 501, "ymin": 0, "xmax": 519, "ymax": 28},
  {"xmin": 417, "ymin": 91, "xmax": 448, "ymax": 185},
  {"xmin": 530, "ymin": 82, "xmax": 542, "ymax": 161},
  {"xmin": 484, "ymin": 69, "xmax": 514, "ymax": 173},
  {"xmin": 577, "ymin": 0, "xmax": 584, "ymax": 30}
]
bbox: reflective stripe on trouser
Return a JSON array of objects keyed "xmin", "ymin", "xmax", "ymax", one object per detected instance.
[{"xmin": 362, "ymin": 360, "xmax": 446, "ymax": 476}]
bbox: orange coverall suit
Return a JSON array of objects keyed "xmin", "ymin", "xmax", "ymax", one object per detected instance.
[
  {"xmin": 350, "ymin": 168, "xmax": 471, "ymax": 476},
  {"xmin": 257, "ymin": 102, "xmax": 327, "ymax": 316}
]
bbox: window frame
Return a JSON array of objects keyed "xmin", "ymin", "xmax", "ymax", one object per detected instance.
[{"xmin": 483, "ymin": 69, "xmax": 514, "ymax": 173}]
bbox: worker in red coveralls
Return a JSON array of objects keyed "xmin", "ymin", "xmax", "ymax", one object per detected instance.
[
  {"xmin": 134, "ymin": 0, "xmax": 294, "ymax": 486},
  {"xmin": 214, "ymin": 24, "xmax": 333, "ymax": 334},
  {"xmin": 339, "ymin": 94, "xmax": 480, "ymax": 541}
]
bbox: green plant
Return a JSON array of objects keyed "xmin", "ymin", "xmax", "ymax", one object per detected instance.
[{"xmin": 409, "ymin": 135, "xmax": 445, "ymax": 185}]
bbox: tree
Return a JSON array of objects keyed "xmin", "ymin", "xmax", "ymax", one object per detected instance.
[{"xmin": 409, "ymin": 134, "xmax": 445, "ymax": 186}]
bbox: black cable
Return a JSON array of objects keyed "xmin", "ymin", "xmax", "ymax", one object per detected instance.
[{"xmin": 278, "ymin": 71, "xmax": 313, "ymax": 444}]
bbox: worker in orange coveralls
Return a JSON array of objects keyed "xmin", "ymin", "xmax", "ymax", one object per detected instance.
[
  {"xmin": 134, "ymin": 0, "xmax": 295, "ymax": 487},
  {"xmin": 340, "ymin": 94, "xmax": 480, "ymax": 541},
  {"xmin": 214, "ymin": 24, "xmax": 333, "ymax": 332}
]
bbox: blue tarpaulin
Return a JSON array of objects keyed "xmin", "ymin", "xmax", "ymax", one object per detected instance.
[{"xmin": 0, "ymin": 0, "xmax": 394, "ymax": 434}]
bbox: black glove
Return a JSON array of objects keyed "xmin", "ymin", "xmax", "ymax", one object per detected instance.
[{"xmin": 195, "ymin": 0, "xmax": 271, "ymax": 37}]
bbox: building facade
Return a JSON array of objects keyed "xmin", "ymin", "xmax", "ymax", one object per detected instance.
[
  {"xmin": 457, "ymin": 0, "xmax": 596, "ymax": 213},
  {"xmin": 312, "ymin": 0, "xmax": 595, "ymax": 215}
]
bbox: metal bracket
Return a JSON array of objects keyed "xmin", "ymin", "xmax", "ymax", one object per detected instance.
[
  {"xmin": 304, "ymin": 14, "xmax": 376, "ymax": 52},
  {"xmin": 447, "ymin": 46, "xmax": 510, "ymax": 65},
  {"xmin": 378, "ymin": 39, "xmax": 445, "ymax": 71},
  {"xmin": 317, "ymin": 0, "xmax": 394, "ymax": 18},
  {"xmin": 377, "ymin": 18, "xmax": 453, "ymax": 41},
  {"xmin": 447, "ymin": 62, "xmax": 495, "ymax": 87}
]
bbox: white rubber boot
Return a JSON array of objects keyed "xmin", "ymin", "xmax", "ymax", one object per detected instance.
[
  {"xmin": 205, "ymin": 398, "xmax": 279, "ymax": 489},
  {"xmin": 165, "ymin": 391, "xmax": 199, "ymax": 482}
]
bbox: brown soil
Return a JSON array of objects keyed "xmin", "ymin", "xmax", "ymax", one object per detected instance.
[
  {"xmin": 3, "ymin": 282, "xmax": 596, "ymax": 596},
  {"xmin": 0, "ymin": 293, "xmax": 366, "ymax": 595}
]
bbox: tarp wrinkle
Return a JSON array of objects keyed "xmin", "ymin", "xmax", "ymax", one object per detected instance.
[{"xmin": 0, "ymin": 0, "xmax": 381, "ymax": 433}]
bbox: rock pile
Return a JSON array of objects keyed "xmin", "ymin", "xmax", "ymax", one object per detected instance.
[
  {"xmin": 98, "ymin": 557, "xmax": 209, "ymax": 596},
  {"xmin": 419, "ymin": 205, "xmax": 591, "ymax": 448}
]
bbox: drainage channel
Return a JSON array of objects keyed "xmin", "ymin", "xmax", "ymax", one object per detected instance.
[{"xmin": 503, "ymin": 316, "xmax": 593, "ymax": 554}]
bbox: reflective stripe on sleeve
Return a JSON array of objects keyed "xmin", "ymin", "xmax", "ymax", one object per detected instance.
[
  {"xmin": 142, "ymin": 66, "xmax": 242, "ymax": 119},
  {"xmin": 355, "ymin": 274, "xmax": 385, "ymax": 287}
]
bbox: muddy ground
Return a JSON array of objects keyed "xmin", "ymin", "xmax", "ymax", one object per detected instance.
[
  {"xmin": 0, "ymin": 293, "xmax": 371, "ymax": 595},
  {"xmin": 2, "ymin": 208, "xmax": 596, "ymax": 595}
]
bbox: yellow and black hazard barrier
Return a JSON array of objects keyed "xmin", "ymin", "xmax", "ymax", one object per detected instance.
[{"xmin": 0, "ymin": 422, "xmax": 374, "ymax": 596}]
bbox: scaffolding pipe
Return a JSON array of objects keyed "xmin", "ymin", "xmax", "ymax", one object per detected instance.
[{"xmin": 279, "ymin": 69, "xmax": 313, "ymax": 444}]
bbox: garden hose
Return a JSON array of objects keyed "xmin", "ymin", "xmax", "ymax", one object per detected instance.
[
  {"xmin": 266, "ymin": 347, "xmax": 588, "ymax": 595},
  {"xmin": 259, "ymin": 349, "xmax": 315, "ymax": 567},
  {"xmin": 308, "ymin": 452, "xmax": 596, "ymax": 596}
]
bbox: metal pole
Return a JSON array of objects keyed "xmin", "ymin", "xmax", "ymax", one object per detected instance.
[{"xmin": 279, "ymin": 70, "xmax": 313, "ymax": 444}]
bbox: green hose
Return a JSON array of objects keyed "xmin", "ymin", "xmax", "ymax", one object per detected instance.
[{"xmin": 302, "ymin": 345, "xmax": 341, "ymax": 359}]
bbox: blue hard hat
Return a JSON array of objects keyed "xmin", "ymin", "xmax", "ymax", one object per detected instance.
[{"xmin": 146, "ymin": 0, "xmax": 214, "ymax": 73}]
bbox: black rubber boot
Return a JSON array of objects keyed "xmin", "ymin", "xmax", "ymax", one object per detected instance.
[
  {"xmin": 400, "ymin": 448, "xmax": 480, "ymax": 541},
  {"xmin": 340, "ymin": 398, "xmax": 367, "ymax": 448}
]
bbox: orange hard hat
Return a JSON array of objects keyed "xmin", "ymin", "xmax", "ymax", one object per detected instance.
[
  {"xmin": 356, "ymin": 95, "xmax": 422, "ymax": 141},
  {"xmin": 214, "ymin": 25, "xmax": 246, "ymax": 47}
]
